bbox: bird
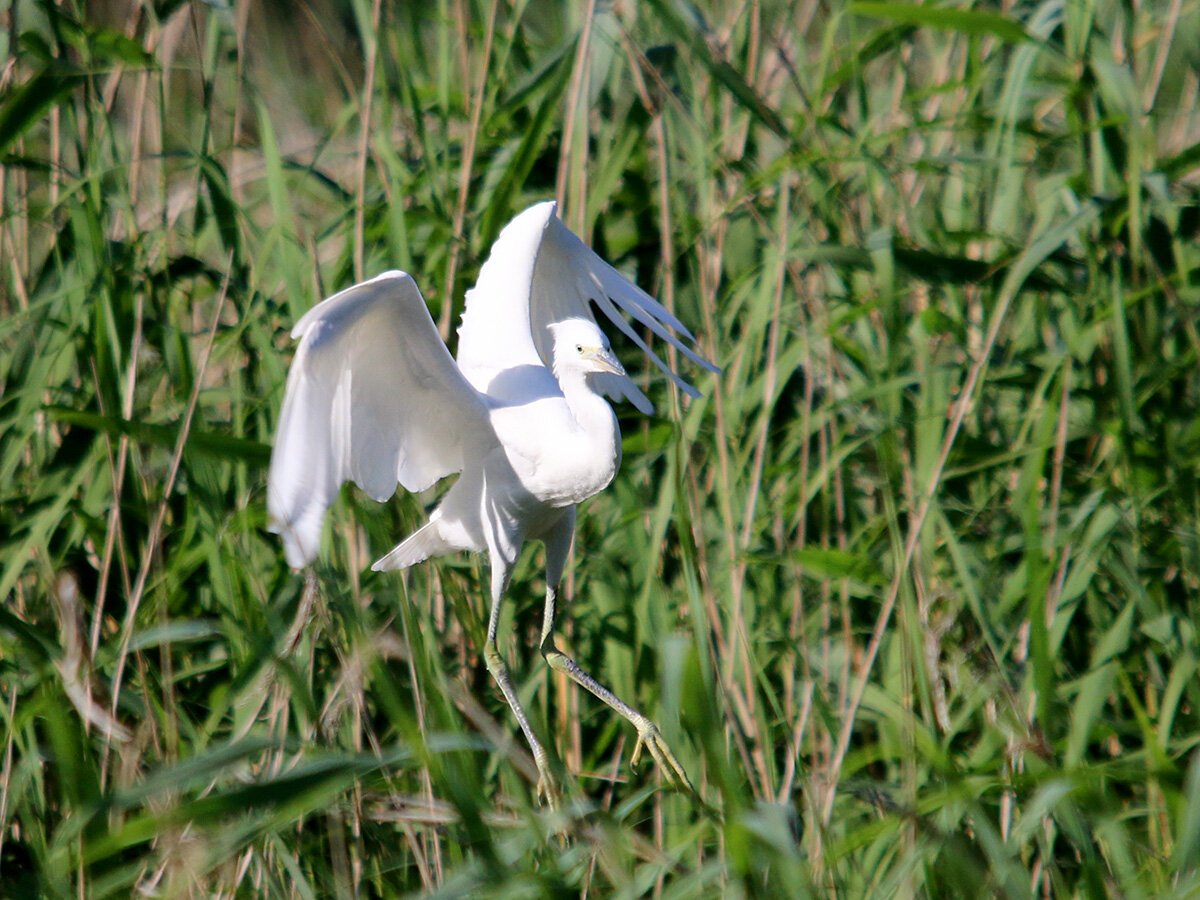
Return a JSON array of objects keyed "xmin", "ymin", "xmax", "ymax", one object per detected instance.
[{"xmin": 267, "ymin": 201, "xmax": 716, "ymax": 800}]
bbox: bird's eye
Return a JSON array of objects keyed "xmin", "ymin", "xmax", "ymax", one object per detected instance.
[{"xmin": 575, "ymin": 344, "xmax": 583, "ymax": 352}]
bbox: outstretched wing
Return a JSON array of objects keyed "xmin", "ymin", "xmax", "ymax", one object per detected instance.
[
  {"xmin": 268, "ymin": 271, "xmax": 493, "ymax": 568},
  {"xmin": 455, "ymin": 201, "xmax": 718, "ymax": 412}
]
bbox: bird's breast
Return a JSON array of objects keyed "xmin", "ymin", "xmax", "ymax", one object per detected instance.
[
  {"xmin": 509, "ymin": 434, "xmax": 619, "ymax": 507},
  {"xmin": 490, "ymin": 400, "xmax": 620, "ymax": 508},
  {"xmin": 533, "ymin": 453, "xmax": 619, "ymax": 507}
]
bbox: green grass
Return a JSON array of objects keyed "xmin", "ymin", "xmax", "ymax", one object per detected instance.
[{"xmin": 3, "ymin": 0, "xmax": 1200, "ymax": 894}]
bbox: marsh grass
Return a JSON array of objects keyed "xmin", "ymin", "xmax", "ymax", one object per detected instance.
[{"xmin": 3, "ymin": 0, "xmax": 1200, "ymax": 894}]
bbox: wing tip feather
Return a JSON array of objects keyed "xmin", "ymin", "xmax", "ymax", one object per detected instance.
[{"xmin": 460, "ymin": 198, "xmax": 720, "ymax": 408}]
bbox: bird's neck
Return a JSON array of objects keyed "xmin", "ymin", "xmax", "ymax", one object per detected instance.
[
  {"xmin": 524, "ymin": 369, "xmax": 620, "ymax": 503},
  {"xmin": 557, "ymin": 370, "xmax": 619, "ymax": 445}
]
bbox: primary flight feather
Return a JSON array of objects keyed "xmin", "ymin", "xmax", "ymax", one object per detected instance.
[{"xmin": 267, "ymin": 201, "xmax": 717, "ymax": 799}]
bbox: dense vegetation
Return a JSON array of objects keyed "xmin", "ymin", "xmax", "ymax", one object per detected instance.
[{"xmin": 3, "ymin": 0, "xmax": 1200, "ymax": 894}]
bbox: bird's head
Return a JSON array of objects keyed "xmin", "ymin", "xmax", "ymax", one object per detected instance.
[{"xmin": 548, "ymin": 318, "xmax": 626, "ymax": 377}]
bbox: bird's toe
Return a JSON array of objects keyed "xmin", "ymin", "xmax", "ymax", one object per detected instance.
[
  {"xmin": 534, "ymin": 762, "xmax": 560, "ymax": 809},
  {"xmin": 630, "ymin": 719, "xmax": 697, "ymax": 797}
]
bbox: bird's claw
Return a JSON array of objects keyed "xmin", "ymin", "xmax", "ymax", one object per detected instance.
[
  {"xmin": 536, "ymin": 773, "xmax": 560, "ymax": 809},
  {"xmin": 630, "ymin": 719, "xmax": 696, "ymax": 796},
  {"xmin": 534, "ymin": 757, "xmax": 561, "ymax": 809}
]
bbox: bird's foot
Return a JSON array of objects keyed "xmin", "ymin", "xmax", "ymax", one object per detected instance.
[
  {"xmin": 630, "ymin": 718, "xmax": 696, "ymax": 797},
  {"xmin": 534, "ymin": 756, "xmax": 561, "ymax": 810}
]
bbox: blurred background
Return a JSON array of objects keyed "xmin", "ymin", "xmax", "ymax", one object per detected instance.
[{"xmin": 3, "ymin": 0, "xmax": 1200, "ymax": 895}]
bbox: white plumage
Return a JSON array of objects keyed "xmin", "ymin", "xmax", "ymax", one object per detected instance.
[{"xmin": 267, "ymin": 201, "xmax": 715, "ymax": 799}]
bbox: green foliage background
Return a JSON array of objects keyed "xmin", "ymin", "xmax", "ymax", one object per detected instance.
[{"xmin": 3, "ymin": 0, "xmax": 1200, "ymax": 895}]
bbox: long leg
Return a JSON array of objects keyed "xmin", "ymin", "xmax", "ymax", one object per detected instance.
[
  {"xmin": 481, "ymin": 558, "xmax": 558, "ymax": 803},
  {"xmin": 539, "ymin": 512, "xmax": 694, "ymax": 794}
]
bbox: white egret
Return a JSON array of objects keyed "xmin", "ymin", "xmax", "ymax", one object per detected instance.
[{"xmin": 267, "ymin": 201, "xmax": 716, "ymax": 799}]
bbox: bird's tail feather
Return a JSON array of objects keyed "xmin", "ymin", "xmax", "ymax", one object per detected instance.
[{"xmin": 371, "ymin": 522, "xmax": 449, "ymax": 571}]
